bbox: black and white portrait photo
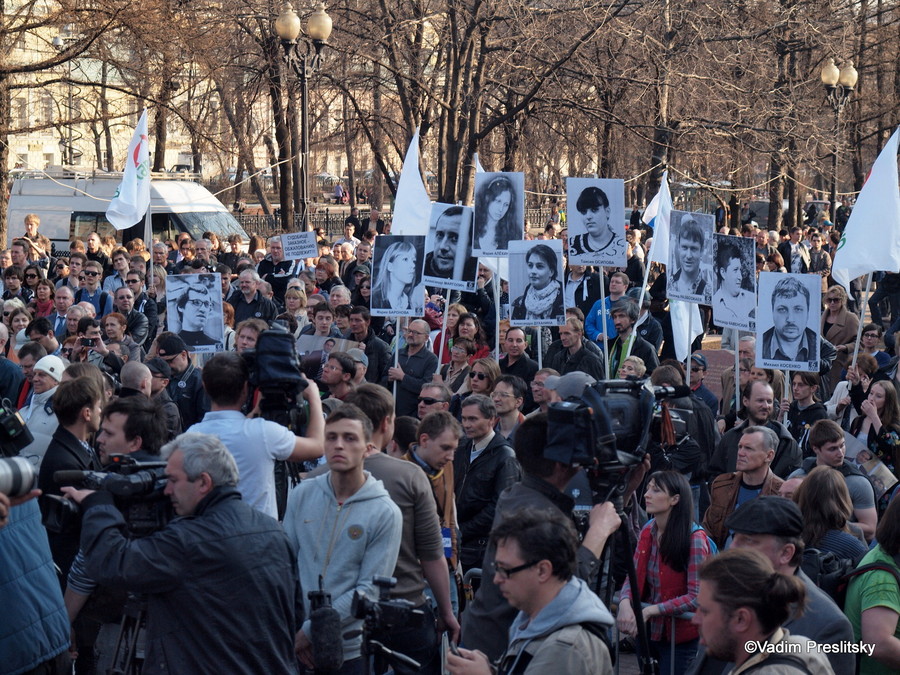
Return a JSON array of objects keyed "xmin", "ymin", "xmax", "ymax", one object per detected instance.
[
  {"xmin": 370, "ymin": 235, "xmax": 426, "ymax": 317},
  {"xmin": 667, "ymin": 211, "xmax": 714, "ymax": 304},
  {"xmin": 472, "ymin": 172, "xmax": 524, "ymax": 256},
  {"xmin": 423, "ymin": 203, "xmax": 478, "ymax": 292},
  {"xmin": 565, "ymin": 177, "xmax": 626, "ymax": 266},
  {"xmin": 508, "ymin": 239, "xmax": 565, "ymax": 327},
  {"xmin": 166, "ymin": 273, "xmax": 225, "ymax": 353},
  {"xmin": 756, "ymin": 272, "xmax": 821, "ymax": 371},
  {"xmin": 712, "ymin": 233, "xmax": 757, "ymax": 331}
]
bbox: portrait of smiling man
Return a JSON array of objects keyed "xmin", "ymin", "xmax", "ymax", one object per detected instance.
[{"xmin": 759, "ymin": 273, "xmax": 819, "ymax": 369}]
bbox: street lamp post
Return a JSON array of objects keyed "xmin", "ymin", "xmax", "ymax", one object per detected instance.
[
  {"xmin": 275, "ymin": 2, "xmax": 332, "ymax": 232},
  {"xmin": 820, "ymin": 57, "xmax": 858, "ymax": 224}
]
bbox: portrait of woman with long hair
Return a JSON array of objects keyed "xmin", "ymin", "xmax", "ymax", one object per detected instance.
[
  {"xmin": 473, "ymin": 173, "xmax": 522, "ymax": 254},
  {"xmin": 371, "ymin": 238, "xmax": 424, "ymax": 315}
]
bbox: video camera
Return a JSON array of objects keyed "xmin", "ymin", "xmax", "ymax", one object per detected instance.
[
  {"xmin": 0, "ymin": 398, "xmax": 37, "ymax": 498},
  {"xmin": 243, "ymin": 321, "xmax": 308, "ymax": 427},
  {"xmin": 545, "ymin": 379, "xmax": 694, "ymax": 505},
  {"xmin": 42, "ymin": 455, "xmax": 172, "ymax": 537}
]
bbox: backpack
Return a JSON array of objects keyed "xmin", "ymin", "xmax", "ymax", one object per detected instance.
[
  {"xmin": 832, "ymin": 560, "xmax": 900, "ymax": 610},
  {"xmin": 800, "ymin": 548, "xmax": 860, "ymax": 603}
]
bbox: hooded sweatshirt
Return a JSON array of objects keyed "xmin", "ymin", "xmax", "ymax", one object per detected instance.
[
  {"xmin": 282, "ymin": 471, "xmax": 402, "ymax": 661},
  {"xmin": 500, "ymin": 576, "xmax": 614, "ymax": 675}
]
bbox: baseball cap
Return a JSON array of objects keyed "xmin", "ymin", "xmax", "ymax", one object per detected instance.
[
  {"xmin": 347, "ymin": 348, "xmax": 369, "ymax": 369},
  {"xmin": 34, "ymin": 355, "xmax": 65, "ymax": 381},
  {"xmin": 626, "ymin": 287, "xmax": 650, "ymax": 308},
  {"xmin": 145, "ymin": 357, "xmax": 172, "ymax": 379},
  {"xmin": 354, "ymin": 263, "xmax": 371, "ymax": 276},
  {"xmin": 725, "ymin": 496, "xmax": 803, "ymax": 538},
  {"xmin": 544, "ymin": 372, "xmax": 596, "ymax": 401},
  {"xmin": 157, "ymin": 334, "xmax": 188, "ymax": 359},
  {"xmin": 691, "ymin": 353, "xmax": 708, "ymax": 370}
]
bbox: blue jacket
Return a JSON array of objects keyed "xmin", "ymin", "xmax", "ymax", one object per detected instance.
[
  {"xmin": 0, "ymin": 499, "xmax": 69, "ymax": 675},
  {"xmin": 80, "ymin": 487, "xmax": 301, "ymax": 675},
  {"xmin": 585, "ymin": 296, "xmax": 618, "ymax": 343}
]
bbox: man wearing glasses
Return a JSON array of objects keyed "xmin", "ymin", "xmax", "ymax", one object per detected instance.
[
  {"xmin": 174, "ymin": 281, "xmax": 222, "ymax": 350},
  {"xmin": 449, "ymin": 506, "xmax": 615, "ymax": 675},
  {"xmin": 74, "ymin": 261, "xmax": 114, "ymax": 317},
  {"xmin": 389, "ymin": 319, "xmax": 439, "ymax": 417},
  {"xmin": 417, "ymin": 383, "xmax": 451, "ymax": 419},
  {"xmin": 57, "ymin": 252, "xmax": 86, "ymax": 292}
]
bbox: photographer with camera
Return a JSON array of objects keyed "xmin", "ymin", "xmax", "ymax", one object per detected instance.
[
  {"xmin": 462, "ymin": 413, "xmax": 625, "ymax": 662},
  {"xmin": 448, "ymin": 506, "xmax": 615, "ymax": 675},
  {"xmin": 188, "ymin": 352, "xmax": 324, "ymax": 519},
  {"xmin": 61, "ymin": 432, "xmax": 302, "ymax": 674},
  {"xmin": 37, "ymin": 376, "xmax": 104, "ymax": 582}
]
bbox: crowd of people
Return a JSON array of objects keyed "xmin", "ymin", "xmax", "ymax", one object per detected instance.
[{"xmin": 5, "ymin": 197, "xmax": 900, "ymax": 675}]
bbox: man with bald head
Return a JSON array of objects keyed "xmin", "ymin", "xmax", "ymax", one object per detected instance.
[
  {"xmin": 119, "ymin": 360, "xmax": 153, "ymax": 399},
  {"xmin": 389, "ymin": 319, "xmax": 439, "ymax": 417},
  {"xmin": 48, "ymin": 285, "xmax": 75, "ymax": 340}
]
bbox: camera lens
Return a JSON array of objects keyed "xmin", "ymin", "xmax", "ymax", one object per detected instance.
[{"xmin": 0, "ymin": 456, "xmax": 36, "ymax": 498}]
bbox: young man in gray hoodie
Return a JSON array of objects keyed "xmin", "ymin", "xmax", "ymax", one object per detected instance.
[
  {"xmin": 283, "ymin": 403, "xmax": 402, "ymax": 673},
  {"xmin": 447, "ymin": 506, "xmax": 614, "ymax": 675}
]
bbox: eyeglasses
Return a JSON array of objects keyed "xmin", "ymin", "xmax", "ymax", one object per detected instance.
[
  {"xmin": 469, "ymin": 371, "xmax": 487, "ymax": 380},
  {"xmin": 126, "ymin": 279, "xmax": 141, "ymax": 284},
  {"xmin": 491, "ymin": 391, "xmax": 516, "ymax": 399},
  {"xmin": 491, "ymin": 559, "xmax": 540, "ymax": 580},
  {"xmin": 404, "ymin": 329, "xmax": 427, "ymax": 336},
  {"xmin": 418, "ymin": 397, "xmax": 446, "ymax": 406},
  {"xmin": 187, "ymin": 298, "xmax": 212, "ymax": 309},
  {"xmin": 83, "ymin": 270, "xmax": 99, "ymax": 277}
]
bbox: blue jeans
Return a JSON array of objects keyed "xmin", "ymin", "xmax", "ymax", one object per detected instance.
[{"xmin": 649, "ymin": 637, "xmax": 698, "ymax": 675}]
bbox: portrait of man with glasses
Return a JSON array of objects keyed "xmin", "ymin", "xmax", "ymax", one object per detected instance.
[{"xmin": 167, "ymin": 273, "xmax": 224, "ymax": 351}]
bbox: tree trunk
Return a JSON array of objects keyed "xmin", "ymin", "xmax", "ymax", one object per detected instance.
[
  {"xmin": 343, "ymin": 90, "xmax": 357, "ymax": 207},
  {"xmin": 0, "ymin": 75, "xmax": 10, "ymax": 245}
]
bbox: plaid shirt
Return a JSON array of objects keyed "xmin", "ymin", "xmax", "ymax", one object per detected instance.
[{"xmin": 620, "ymin": 521, "xmax": 711, "ymax": 641}]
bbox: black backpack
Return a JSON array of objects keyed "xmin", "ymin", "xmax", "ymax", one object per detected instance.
[
  {"xmin": 800, "ymin": 548, "xmax": 860, "ymax": 602},
  {"xmin": 833, "ymin": 561, "xmax": 900, "ymax": 610}
]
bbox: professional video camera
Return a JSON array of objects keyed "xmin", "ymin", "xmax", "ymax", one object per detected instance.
[
  {"xmin": 41, "ymin": 455, "xmax": 172, "ymax": 537},
  {"xmin": 0, "ymin": 398, "xmax": 34, "ymax": 458},
  {"xmin": 545, "ymin": 379, "xmax": 695, "ymax": 675},
  {"xmin": 350, "ymin": 576, "xmax": 423, "ymax": 675}
]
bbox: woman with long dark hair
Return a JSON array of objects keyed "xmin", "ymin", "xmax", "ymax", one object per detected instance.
[
  {"xmin": 795, "ymin": 465, "xmax": 867, "ymax": 560},
  {"xmin": 456, "ymin": 313, "xmax": 491, "ymax": 362},
  {"xmin": 848, "ymin": 379, "xmax": 900, "ymax": 472},
  {"xmin": 617, "ymin": 471, "xmax": 714, "ymax": 675},
  {"xmin": 511, "ymin": 245, "xmax": 564, "ymax": 323},
  {"xmin": 474, "ymin": 175, "xmax": 519, "ymax": 252}
]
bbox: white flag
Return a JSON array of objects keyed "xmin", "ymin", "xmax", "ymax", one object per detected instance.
[
  {"xmin": 474, "ymin": 152, "xmax": 486, "ymax": 174},
  {"xmin": 832, "ymin": 127, "xmax": 900, "ymax": 291},
  {"xmin": 106, "ymin": 110, "xmax": 151, "ymax": 231},
  {"xmin": 390, "ymin": 129, "xmax": 432, "ymax": 236},
  {"xmin": 670, "ymin": 299, "xmax": 704, "ymax": 362},
  {"xmin": 643, "ymin": 170, "xmax": 673, "ymax": 266}
]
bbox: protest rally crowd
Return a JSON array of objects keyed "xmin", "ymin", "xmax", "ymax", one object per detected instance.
[{"xmin": 4, "ymin": 162, "xmax": 900, "ymax": 675}]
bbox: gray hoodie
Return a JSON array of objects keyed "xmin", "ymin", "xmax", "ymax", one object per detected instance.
[
  {"xmin": 503, "ymin": 576, "xmax": 614, "ymax": 674},
  {"xmin": 283, "ymin": 471, "xmax": 402, "ymax": 661}
]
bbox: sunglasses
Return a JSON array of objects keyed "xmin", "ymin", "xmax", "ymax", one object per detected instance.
[
  {"xmin": 83, "ymin": 270, "xmax": 99, "ymax": 277},
  {"xmin": 55, "ymin": 264, "xmax": 67, "ymax": 269},
  {"xmin": 126, "ymin": 279, "xmax": 141, "ymax": 284},
  {"xmin": 690, "ymin": 366, "xmax": 703, "ymax": 372},
  {"xmin": 825, "ymin": 297, "xmax": 841, "ymax": 303},
  {"xmin": 418, "ymin": 397, "xmax": 445, "ymax": 406},
  {"xmin": 468, "ymin": 371, "xmax": 488, "ymax": 380},
  {"xmin": 25, "ymin": 274, "xmax": 38, "ymax": 279}
]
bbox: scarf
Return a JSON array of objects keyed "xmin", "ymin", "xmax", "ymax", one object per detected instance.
[{"xmin": 524, "ymin": 282, "xmax": 560, "ymax": 319}]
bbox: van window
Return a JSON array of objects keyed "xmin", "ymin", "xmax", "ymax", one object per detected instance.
[
  {"xmin": 72, "ymin": 212, "xmax": 117, "ymax": 242},
  {"xmin": 177, "ymin": 211, "xmax": 246, "ymax": 240}
]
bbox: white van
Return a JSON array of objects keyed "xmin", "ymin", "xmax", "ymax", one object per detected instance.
[{"xmin": 7, "ymin": 170, "xmax": 249, "ymax": 253}]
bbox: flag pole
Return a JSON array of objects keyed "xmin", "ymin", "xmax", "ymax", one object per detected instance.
[
  {"xmin": 493, "ymin": 264, "xmax": 500, "ymax": 358},
  {"xmin": 734, "ymin": 345, "xmax": 741, "ymax": 414},
  {"xmin": 537, "ymin": 330, "xmax": 543, "ymax": 369},
  {"xmin": 685, "ymin": 309, "xmax": 693, "ymax": 388},
  {"xmin": 438, "ymin": 295, "xmax": 449, "ymax": 366},
  {"xmin": 850, "ymin": 273, "xmax": 873, "ymax": 371}
]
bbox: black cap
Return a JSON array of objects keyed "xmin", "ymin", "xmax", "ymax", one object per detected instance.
[
  {"xmin": 157, "ymin": 334, "xmax": 188, "ymax": 358},
  {"xmin": 145, "ymin": 356, "xmax": 172, "ymax": 379},
  {"xmin": 725, "ymin": 496, "xmax": 803, "ymax": 538}
]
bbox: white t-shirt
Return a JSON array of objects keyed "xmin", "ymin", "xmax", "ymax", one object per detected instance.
[{"xmin": 189, "ymin": 410, "xmax": 295, "ymax": 518}]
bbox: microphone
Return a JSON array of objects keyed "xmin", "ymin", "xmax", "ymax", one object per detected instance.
[{"xmin": 309, "ymin": 577, "xmax": 344, "ymax": 671}]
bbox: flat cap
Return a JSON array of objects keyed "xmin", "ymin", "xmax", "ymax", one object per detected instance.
[{"xmin": 725, "ymin": 496, "xmax": 803, "ymax": 538}]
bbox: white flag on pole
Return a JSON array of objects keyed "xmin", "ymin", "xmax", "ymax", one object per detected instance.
[
  {"xmin": 832, "ymin": 127, "xmax": 900, "ymax": 292},
  {"xmin": 390, "ymin": 128, "xmax": 432, "ymax": 236},
  {"xmin": 641, "ymin": 171, "xmax": 701, "ymax": 360},
  {"xmin": 643, "ymin": 170, "xmax": 674, "ymax": 265},
  {"xmin": 106, "ymin": 109, "xmax": 151, "ymax": 231}
]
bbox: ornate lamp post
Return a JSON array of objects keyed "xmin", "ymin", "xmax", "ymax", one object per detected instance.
[
  {"xmin": 274, "ymin": 3, "xmax": 333, "ymax": 231},
  {"xmin": 820, "ymin": 58, "xmax": 858, "ymax": 224}
]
